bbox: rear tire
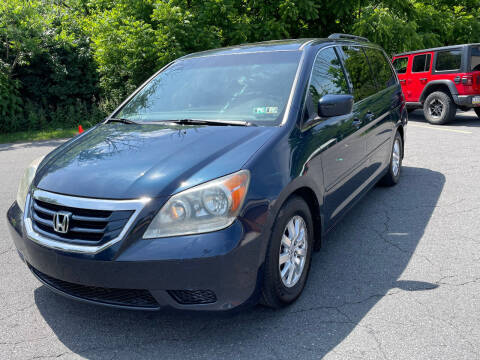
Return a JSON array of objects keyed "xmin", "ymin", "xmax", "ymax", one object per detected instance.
[
  {"xmin": 379, "ymin": 131, "xmax": 403, "ymax": 187},
  {"xmin": 475, "ymin": 108, "xmax": 480, "ymax": 119},
  {"xmin": 423, "ymin": 91, "xmax": 456, "ymax": 125},
  {"xmin": 260, "ymin": 196, "xmax": 313, "ymax": 308}
]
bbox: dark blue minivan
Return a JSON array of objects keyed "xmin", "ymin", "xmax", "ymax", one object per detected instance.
[{"xmin": 7, "ymin": 34, "xmax": 407, "ymax": 311}]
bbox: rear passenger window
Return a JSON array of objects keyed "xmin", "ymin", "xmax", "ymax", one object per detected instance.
[
  {"xmin": 363, "ymin": 48, "xmax": 396, "ymax": 89},
  {"xmin": 393, "ymin": 57, "xmax": 408, "ymax": 74},
  {"xmin": 341, "ymin": 46, "xmax": 377, "ymax": 101},
  {"xmin": 470, "ymin": 46, "xmax": 480, "ymax": 71},
  {"xmin": 436, "ymin": 50, "xmax": 462, "ymax": 71},
  {"xmin": 305, "ymin": 47, "xmax": 349, "ymax": 118},
  {"xmin": 412, "ymin": 54, "xmax": 431, "ymax": 72}
]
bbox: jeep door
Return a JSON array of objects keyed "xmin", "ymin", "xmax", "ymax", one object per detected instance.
[
  {"xmin": 392, "ymin": 56, "xmax": 409, "ymax": 96},
  {"xmin": 407, "ymin": 52, "xmax": 433, "ymax": 101}
]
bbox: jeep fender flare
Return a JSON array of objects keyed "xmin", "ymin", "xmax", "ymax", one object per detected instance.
[{"xmin": 419, "ymin": 80, "xmax": 458, "ymax": 103}]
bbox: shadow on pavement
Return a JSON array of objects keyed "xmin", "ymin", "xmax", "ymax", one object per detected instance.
[
  {"xmin": 33, "ymin": 166, "xmax": 444, "ymax": 359},
  {"xmin": 409, "ymin": 109, "xmax": 480, "ymax": 126}
]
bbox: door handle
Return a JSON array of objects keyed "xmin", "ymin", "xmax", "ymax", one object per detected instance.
[
  {"xmin": 365, "ymin": 112, "xmax": 375, "ymax": 122},
  {"xmin": 399, "ymin": 79, "xmax": 406, "ymax": 84},
  {"xmin": 352, "ymin": 118, "xmax": 363, "ymax": 127},
  {"xmin": 419, "ymin": 78, "xmax": 428, "ymax": 81}
]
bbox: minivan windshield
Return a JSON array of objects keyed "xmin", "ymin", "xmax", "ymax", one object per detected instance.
[
  {"xmin": 471, "ymin": 46, "xmax": 480, "ymax": 71},
  {"xmin": 116, "ymin": 51, "xmax": 302, "ymax": 126}
]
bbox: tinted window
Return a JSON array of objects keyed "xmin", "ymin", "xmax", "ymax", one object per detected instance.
[
  {"xmin": 364, "ymin": 48, "xmax": 396, "ymax": 89},
  {"xmin": 341, "ymin": 46, "xmax": 377, "ymax": 101},
  {"xmin": 393, "ymin": 57, "xmax": 408, "ymax": 74},
  {"xmin": 470, "ymin": 46, "xmax": 480, "ymax": 71},
  {"xmin": 308, "ymin": 47, "xmax": 349, "ymax": 108},
  {"xmin": 117, "ymin": 51, "xmax": 301, "ymax": 125},
  {"xmin": 412, "ymin": 54, "xmax": 431, "ymax": 72},
  {"xmin": 436, "ymin": 50, "xmax": 462, "ymax": 71}
]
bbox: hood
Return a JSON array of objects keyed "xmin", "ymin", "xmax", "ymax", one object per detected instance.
[{"xmin": 35, "ymin": 123, "xmax": 277, "ymax": 199}]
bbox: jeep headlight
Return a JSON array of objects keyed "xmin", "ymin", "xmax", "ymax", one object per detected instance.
[
  {"xmin": 16, "ymin": 156, "xmax": 44, "ymax": 212},
  {"xmin": 143, "ymin": 170, "xmax": 250, "ymax": 238}
]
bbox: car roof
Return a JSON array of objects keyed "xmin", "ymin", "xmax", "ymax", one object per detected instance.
[
  {"xmin": 178, "ymin": 38, "xmax": 381, "ymax": 60},
  {"xmin": 394, "ymin": 43, "xmax": 480, "ymax": 57}
]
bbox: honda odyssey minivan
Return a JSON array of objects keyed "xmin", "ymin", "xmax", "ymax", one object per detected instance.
[{"xmin": 7, "ymin": 34, "xmax": 407, "ymax": 311}]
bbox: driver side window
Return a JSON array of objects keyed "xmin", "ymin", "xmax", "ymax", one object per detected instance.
[{"xmin": 305, "ymin": 47, "xmax": 350, "ymax": 120}]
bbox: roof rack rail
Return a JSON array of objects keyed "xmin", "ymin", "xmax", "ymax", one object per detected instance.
[{"xmin": 328, "ymin": 33, "xmax": 369, "ymax": 42}]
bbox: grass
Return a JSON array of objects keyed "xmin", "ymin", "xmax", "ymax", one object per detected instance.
[{"xmin": 0, "ymin": 128, "xmax": 80, "ymax": 144}]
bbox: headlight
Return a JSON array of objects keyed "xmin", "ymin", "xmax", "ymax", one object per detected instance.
[
  {"xmin": 143, "ymin": 170, "xmax": 250, "ymax": 238},
  {"xmin": 16, "ymin": 156, "xmax": 44, "ymax": 212}
]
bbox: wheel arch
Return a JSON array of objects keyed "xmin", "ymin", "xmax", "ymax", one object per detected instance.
[
  {"xmin": 419, "ymin": 80, "xmax": 458, "ymax": 103},
  {"xmin": 268, "ymin": 181, "xmax": 324, "ymax": 252}
]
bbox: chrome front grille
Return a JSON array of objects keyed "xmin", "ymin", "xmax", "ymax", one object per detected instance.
[
  {"xmin": 24, "ymin": 188, "xmax": 151, "ymax": 254},
  {"xmin": 31, "ymin": 199, "xmax": 133, "ymax": 245}
]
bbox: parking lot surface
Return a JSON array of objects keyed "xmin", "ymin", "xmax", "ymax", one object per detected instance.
[{"xmin": 1, "ymin": 110, "xmax": 480, "ymax": 359}]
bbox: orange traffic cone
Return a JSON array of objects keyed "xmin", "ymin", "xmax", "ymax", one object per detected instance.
[{"xmin": 78, "ymin": 125, "xmax": 84, "ymax": 134}]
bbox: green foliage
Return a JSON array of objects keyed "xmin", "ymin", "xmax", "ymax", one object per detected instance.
[
  {"xmin": 0, "ymin": 0, "xmax": 104, "ymax": 134},
  {"xmin": 353, "ymin": 0, "xmax": 480, "ymax": 55},
  {"xmin": 85, "ymin": 2, "xmax": 157, "ymax": 106},
  {"xmin": 1, "ymin": 0, "xmax": 480, "ymax": 135}
]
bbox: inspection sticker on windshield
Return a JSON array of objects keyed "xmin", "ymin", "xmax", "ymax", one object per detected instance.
[{"xmin": 254, "ymin": 106, "xmax": 278, "ymax": 114}]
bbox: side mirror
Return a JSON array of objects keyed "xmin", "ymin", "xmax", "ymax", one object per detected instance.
[{"xmin": 318, "ymin": 94, "xmax": 354, "ymax": 118}]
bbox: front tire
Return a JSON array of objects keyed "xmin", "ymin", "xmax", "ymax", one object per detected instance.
[
  {"xmin": 423, "ymin": 91, "xmax": 456, "ymax": 125},
  {"xmin": 379, "ymin": 131, "xmax": 403, "ymax": 187},
  {"xmin": 261, "ymin": 196, "xmax": 313, "ymax": 308},
  {"xmin": 475, "ymin": 107, "xmax": 480, "ymax": 119}
]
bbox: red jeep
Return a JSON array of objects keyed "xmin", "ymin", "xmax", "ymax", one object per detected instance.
[{"xmin": 392, "ymin": 44, "xmax": 480, "ymax": 124}]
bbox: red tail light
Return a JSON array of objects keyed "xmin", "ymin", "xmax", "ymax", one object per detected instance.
[{"xmin": 462, "ymin": 75, "xmax": 473, "ymax": 86}]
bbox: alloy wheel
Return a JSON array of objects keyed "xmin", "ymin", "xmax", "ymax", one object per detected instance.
[
  {"xmin": 279, "ymin": 215, "xmax": 308, "ymax": 288},
  {"xmin": 428, "ymin": 99, "xmax": 444, "ymax": 118}
]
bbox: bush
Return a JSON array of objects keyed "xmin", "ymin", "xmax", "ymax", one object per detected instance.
[
  {"xmin": 1, "ymin": 0, "xmax": 480, "ymax": 136},
  {"xmin": 0, "ymin": 0, "xmax": 102, "ymax": 134}
]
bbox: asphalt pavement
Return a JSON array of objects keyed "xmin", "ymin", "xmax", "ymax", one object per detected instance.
[{"xmin": 1, "ymin": 110, "xmax": 480, "ymax": 359}]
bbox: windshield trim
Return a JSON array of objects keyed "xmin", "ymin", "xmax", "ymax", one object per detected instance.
[
  {"xmin": 280, "ymin": 48, "xmax": 307, "ymax": 126},
  {"xmin": 181, "ymin": 49, "xmax": 301, "ymax": 61},
  {"xmin": 107, "ymin": 50, "xmax": 307, "ymax": 127}
]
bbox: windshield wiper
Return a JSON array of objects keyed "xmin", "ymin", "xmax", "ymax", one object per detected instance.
[
  {"xmin": 170, "ymin": 119, "xmax": 257, "ymax": 127},
  {"xmin": 104, "ymin": 117, "xmax": 140, "ymax": 125}
]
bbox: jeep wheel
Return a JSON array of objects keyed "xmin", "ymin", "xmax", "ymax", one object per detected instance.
[
  {"xmin": 475, "ymin": 108, "xmax": 480, "ymax": 119},
  {"xmin": 260, "ymin": 196, "xmax": 313, "ymax": 308},
  {"xmin": 423, "ymin": 91, "xmax": 456, "ymax": 125}
]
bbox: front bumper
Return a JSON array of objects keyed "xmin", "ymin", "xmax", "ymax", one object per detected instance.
[
  {"xmin": 7, "ymin": 201, "xmax": 267, "ymax": 311},
  {"xmin": 453, "ymin": 94, "xmax": 480, "ymax": 107}
]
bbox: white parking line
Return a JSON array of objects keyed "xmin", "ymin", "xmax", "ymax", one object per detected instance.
[{"xmin": 409, "ymin": 123, "xmax": 472, "ymax": 134}]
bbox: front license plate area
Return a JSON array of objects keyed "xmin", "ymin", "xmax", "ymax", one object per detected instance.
[{"xmin": 472, "ymin": 96, "xmax": 480, "ymax": 105}]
